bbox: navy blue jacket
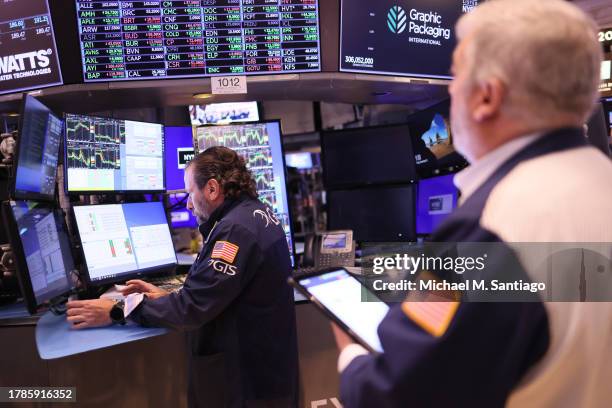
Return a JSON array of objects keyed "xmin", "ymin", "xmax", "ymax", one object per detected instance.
[
  {"xmin": 340, "ymin": 128, "xmax": 590, "ymax": 407},
  {"xmin": 131, "ymin": 194, "xmax": 298, "ymax": 408}
]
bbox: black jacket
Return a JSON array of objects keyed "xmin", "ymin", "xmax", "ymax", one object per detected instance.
[{"xmin": 131, "ymin": 195, "xmax": 298, "ymax": 408}]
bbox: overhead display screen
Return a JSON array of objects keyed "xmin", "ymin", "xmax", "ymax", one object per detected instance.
[
  {"xmin": 74, "ymin": 0, "xmax": 321, "ymax": 82},
  {"xmin": 340, "ymin": 0, "xmax": 480, "ymax": 79},
  {"xmin": 0, "ymin": 0, "xmax": 63, "ymax": 95}
]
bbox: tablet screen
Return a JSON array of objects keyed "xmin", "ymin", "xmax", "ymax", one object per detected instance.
[{"xmin": 299, "ymin": 269, "xmax": 389, "ymax": 352}]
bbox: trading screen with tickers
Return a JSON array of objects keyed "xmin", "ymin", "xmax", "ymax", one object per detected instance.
[
  {"xmin": 64, "ymin": 113, "xmax": 165, "ymax": 193},
  {"xmin": 74, "ymin": 0, "xmax": 321, "ymax": 82},
  {"xmin": 194, "ymin": 122, "xmax": 295, "ymax": 265}
]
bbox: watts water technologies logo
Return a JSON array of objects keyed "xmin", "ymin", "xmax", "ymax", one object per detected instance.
[{"xmin": 387, "ymin": 6, "xmax": 407, "ymax": 34}]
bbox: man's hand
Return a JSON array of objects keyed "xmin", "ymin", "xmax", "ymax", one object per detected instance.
[
  {"xmin": 331, "ymin": 322, "xmax": 356, "ymax": 352},
  {"xmin": 66, "ymin": 299, "xmax": 116, "ymax": 329},
  {"xmin": 120, "ymin": 279, "xmax": 169, "ymax": 299}
]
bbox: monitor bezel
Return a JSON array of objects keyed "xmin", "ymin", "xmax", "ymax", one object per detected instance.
[
  {"xmin": 193, "ymin": 120, "xmax": 297, "ymax": 266},
  {"xmin": 71, "ymin": 201, "xmax": 177, "ymax": 287},
  {"xmin": 1, "ymin": 200, "xmax": 73, "ymax": 314},
  {"xmin": 62, "ymin": 113, "xmax": 167, "ymax": 195},
  {"xmin": 11, "ymin": 94, "xmax": 61, "ymax": 202},
  {"xmin": 320, "ymin": 123, "xmax": 417, "ymax": 190}
]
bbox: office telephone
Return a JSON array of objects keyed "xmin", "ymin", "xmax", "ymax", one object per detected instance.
[{"xmin": 302, "ymin": 230, "xmax": 355, "ymax": 269}]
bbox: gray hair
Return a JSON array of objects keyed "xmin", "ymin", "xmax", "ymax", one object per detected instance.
[{"xmin": 456, "ymin": 0, "xmax": 602, "ymax": 125}]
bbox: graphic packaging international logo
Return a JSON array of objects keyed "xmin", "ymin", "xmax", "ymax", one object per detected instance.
[{"xmin": 387, "ymin": 5, "xmax": 407, "ymax": 34}]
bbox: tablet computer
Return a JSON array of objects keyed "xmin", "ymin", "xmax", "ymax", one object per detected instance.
[{"xmin": 289, "ymin": 268, "xmax": 389, "ymax": 353}]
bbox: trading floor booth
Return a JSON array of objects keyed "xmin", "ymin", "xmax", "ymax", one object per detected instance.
[{"xmin": 0, "ymin": 94, "xmax": 341, "ymax": 406}]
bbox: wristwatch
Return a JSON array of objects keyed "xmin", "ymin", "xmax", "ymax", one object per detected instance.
[{"xmin": 110, "ymin": 300, "xmax": 126, "ymax": 325}]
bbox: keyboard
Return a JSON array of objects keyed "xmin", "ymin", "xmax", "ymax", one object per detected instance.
[
  {"xmin": 146, "ymin": 275, "xmax": 187, "ymax": 293},
  {"xmin": 100, "ymin": 275, "xmax": 188, "ymax": 300}
]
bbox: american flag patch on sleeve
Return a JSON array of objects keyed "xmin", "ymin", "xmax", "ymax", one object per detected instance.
[
  {"xmin": 211, "ymin": 241, "xmax": 239, "ymax": 264},
  {"xmin": 402, "ymin": 300, "xmax": 459, "ymax": 337}
]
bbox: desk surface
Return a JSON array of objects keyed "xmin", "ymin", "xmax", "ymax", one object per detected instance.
[
  {"xmin": 36, "ymin": 311, "xmax": 169, "ymax": 360},
  {"xmin": 28, "ymin": 249, "xmax": 298, "ymax": 355}
]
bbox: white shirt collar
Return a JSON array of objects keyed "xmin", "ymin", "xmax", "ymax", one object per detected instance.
[{"xmin": 454, "ymin": 133, "xmax": 542, "ymax": 204}]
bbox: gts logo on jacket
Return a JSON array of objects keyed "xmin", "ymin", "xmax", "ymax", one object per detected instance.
[{"xmin": 208, "ymin": 259, "xmax": 237, "ymax": 276}]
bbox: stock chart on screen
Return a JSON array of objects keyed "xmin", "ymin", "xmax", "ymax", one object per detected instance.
[
  {"xmin": 64, "ymin": 113, "xmax": 165, "ymax": 193},
  {"xmin": 194, "ymin": 122, "xmax": 294, "ymax": 264}
]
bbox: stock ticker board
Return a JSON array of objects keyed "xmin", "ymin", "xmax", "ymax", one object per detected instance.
[{"xmin": 74, "ymin": 0, "xmax": 321, "ymax": 82}]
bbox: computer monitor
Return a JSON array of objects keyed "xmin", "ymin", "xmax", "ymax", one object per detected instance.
[
  {"xmin": 74, "ymin": 1, "xmax": 321, "ymax": 82},
  {"xmin": 64, "ymin": 114, "xmax": 165, "ymax": 193},
  {"xmin": 408, "ymin": 100, "xmax": 468, "ymax": 178},
  {"xmin": 73, "ymin": 202, "xmax": 177, "ymax": 285},
  {"xmin": 340, "ymin": 0, "xmax": 480, "ymax": 79},
  {"xmin": 0, "ymin": 0, "xmax": 63, "ymax": 95},
  {"xmin": 416, "ymin": 174, "xmax": 458, "ymax": 235},
  {"xmin": 328, "ymin": 185, "xmax": 416, "ymax": 242},
  {"xmin": 193, "ymin": 121, "xmax": 295, "ymax": 265},
  {"xmin": 321, "ymin": 124, "xmax": 416, "ymax": 189},
  {"xmin": 1, "ymin": 201, "xmax": 75, "ymax": 314},
  {"xmin": 164, "ymin": 126, "xmax": 195, "ymax": 192},
  {"xmin": 168, "ymin": 193, "xmax": 198, "ymax": 230},
  {"xmin": 190, "ymin": 102, "xmax": 260, "ymax": 125},
  {"xmin": 285, "ymin": 152, "xmax": 314, "ymax": 170},
  {"xmin": 12, "ymin": 95, "xmax": 63, "ymax": 201}
]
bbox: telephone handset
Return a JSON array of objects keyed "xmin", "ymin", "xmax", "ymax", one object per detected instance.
[{"xmin": 302, "ymin": 230, "xmax": 355, "ymax": 269}]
